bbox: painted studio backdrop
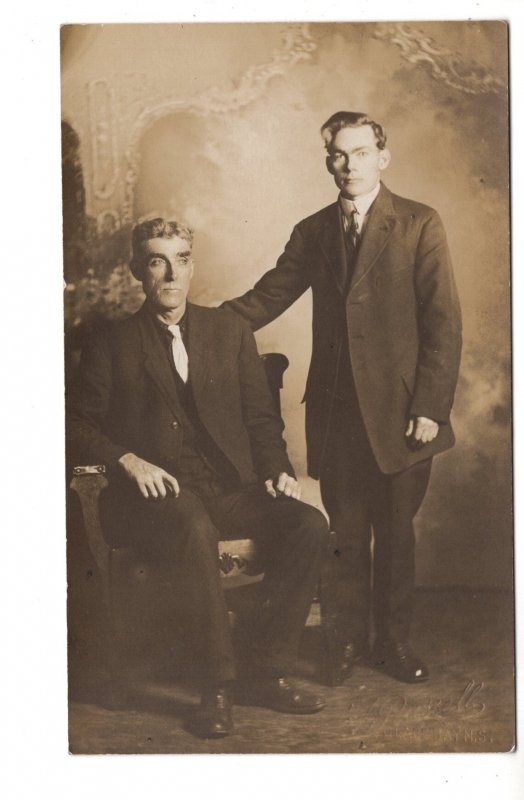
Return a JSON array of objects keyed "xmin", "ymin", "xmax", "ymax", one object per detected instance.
[{"xmin": 61, "ymin": 21, "xmax": 511, "ymax": 590}]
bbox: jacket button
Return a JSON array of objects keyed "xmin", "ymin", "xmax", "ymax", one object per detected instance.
[{"xmin": 171, "ymin": 421, "xmax": 179, "ymax": 429}]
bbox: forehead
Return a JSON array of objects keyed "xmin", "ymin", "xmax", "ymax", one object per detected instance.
[
  {"xmin": 141, "ymin": 235, "xmax": 191, "ymax": 259},
  {"xmin": 332, "ymin": 125, "xmax": 378, "ymax": 152}
]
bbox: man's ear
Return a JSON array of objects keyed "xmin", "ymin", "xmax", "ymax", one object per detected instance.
[
  {"xmin": 325, "ymin": 155, "xmax": 335, "ymax": 175},
  {"xmin": 379, "ymin": 148, "xmax": 391, "ymax": 172}
]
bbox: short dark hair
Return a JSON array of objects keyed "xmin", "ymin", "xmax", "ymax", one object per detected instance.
[
  {"xmin": 130, "ymin": 217, "xmax": 193, "ymax": 276},
  {"xmin": 321, "ymin": 112, "xmax": 387, "ymax": 152}
]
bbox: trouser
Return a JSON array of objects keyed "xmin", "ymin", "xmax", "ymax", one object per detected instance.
[
  {"xmin": 104, "ymin": 484, "xmax": 327, "ymax": 685},
  {"xmin": 319, "ymin": 376, "xmax": 432, "ymax": 646}
]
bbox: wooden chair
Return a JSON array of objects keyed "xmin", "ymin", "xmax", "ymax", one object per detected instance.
[{"xmin": 69, "ymin": 354, "xmax": 340, "ymax": 690}]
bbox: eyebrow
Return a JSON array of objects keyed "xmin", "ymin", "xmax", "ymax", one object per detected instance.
[
  {"xmin": 146, "ymin": 251, "xmax": 191, "ymax": 260},
  {"xmin": 334, "ymin": 146, "xmax": 373, "ymax": 155}
]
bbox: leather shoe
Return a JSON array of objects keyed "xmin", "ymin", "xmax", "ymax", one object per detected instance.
[
  {"xmin": 371, "ymin": 640, "xmax": 429, "ymax": 683},
  {"xmin": 191, "ymin": 687, "xmax": 233, "ymax": 738},
  {"xmin": 241, "ymin": 676, "xmax": 326, "ymax": 714},
  {"xmin": 331, "ymin": 641, "xmax": 367, "ymax": 685}
]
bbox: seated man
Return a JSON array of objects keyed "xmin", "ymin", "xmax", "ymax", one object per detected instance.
[{"xmin": 68, "ymin": 217, "xmax": 328, "ymax": 738}]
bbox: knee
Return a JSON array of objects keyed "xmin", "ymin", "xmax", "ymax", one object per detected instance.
[{"xmin": 296, "ymin": 504, "xmax": 329, "ymax": 550}]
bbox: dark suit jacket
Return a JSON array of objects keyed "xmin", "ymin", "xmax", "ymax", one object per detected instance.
[
  {"xmin": 67, "ymin": 302, "xmax": 294, "ymax": 485},
  {"xmin": 224, "ymin": 183, "xmax": 462, "ymax": 476}
]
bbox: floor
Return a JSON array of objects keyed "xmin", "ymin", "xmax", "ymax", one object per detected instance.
[{"xmin": 68, "ymin": 587, "xmax": 515, "ymax": 754}]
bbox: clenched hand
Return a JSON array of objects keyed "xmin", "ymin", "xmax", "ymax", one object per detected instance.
[
  {"xmin": 265, "ymin": 472, "xmax": 302, "ymax": 500},
  {"xmin": 405, "ymin": 416, "xmax": 439, "ymax": 446}
]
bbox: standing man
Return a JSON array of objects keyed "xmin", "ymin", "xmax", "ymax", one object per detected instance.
[
  {"xmin": 68, "ymin": 217, "xmax": 328, "ymax": 738},
  {"xmin": 224, "ymin": 111, "xmax": 462, "ymax": 684}
]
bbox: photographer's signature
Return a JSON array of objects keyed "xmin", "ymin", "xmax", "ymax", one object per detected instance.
[
  {"xmin": 347, "ymin": 679, "xmax": 485, "ymax": 725},
  {"xmin": 344, "ymin": 680, "xmax": 493, "ymax": 745}
]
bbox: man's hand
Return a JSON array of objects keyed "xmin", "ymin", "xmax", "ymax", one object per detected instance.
[
  {"xmin": 118, "ymin": 453, "xmax": 180, "ymax": 500},
  {"xmin": 405, "ymin": 416, "xmax": 439, "ymax": 446},
  {"xmin": 265, "ymin": 472, "xmax": 302, "ymax": 500}
]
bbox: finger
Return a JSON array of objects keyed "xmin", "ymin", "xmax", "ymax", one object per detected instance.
[
  {"xmin": 405, "ymin": 419, "xmax": 414, "ymax": 437},
  {"xmin": 425, "ymin": 429, "xmax": 437, "ymax": 443},
  {"xmin": 265, "ymin": 479, "xmax": 277, "ymax": 498},
  {"xmin": 156, "ymin": 477, "xmax": 168, "ymax": 498},
  {"xmin": 161, "ymin": 473, "xmax": 180, "ymax": 497},
  {"xmin": 414, "ymin": 422, "xmax": 424, "ymax": 441},
  {"xmin": 291, "ymin": 484, "xmax": 301, "ymax": 500},
  {"xmin": 136, "ymin": 481, "xmax": 149, "ymax": 500},
  {"xmin": 147, "ymin": 482, "xmax": 159, "ymax": 499},
  {"xmin": 283, "ymin": 478, "xmax": 295, "ymax": 497},
  {"xmin": 276, "ymin": 473, "xmax": 287, "ymax": 493}
]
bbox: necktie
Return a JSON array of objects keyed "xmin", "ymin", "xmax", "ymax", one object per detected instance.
[
  {"xmin": 345, "ymin": 201, "xmax": 360, "ymax": 250},
  {"xmin": 168, "ymin": 324, "xmax": 189, "ymax": 383}
]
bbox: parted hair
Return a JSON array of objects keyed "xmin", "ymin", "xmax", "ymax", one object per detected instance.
[
  {"xmin": 321, "ymin": 111, "xmax": 387, "ymax": 152},
  {"xmin": 130, "ymin": 217, "xmax": 194, "ymax": 275}
]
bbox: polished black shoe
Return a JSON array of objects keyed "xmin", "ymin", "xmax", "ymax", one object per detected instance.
[
  {"xmin": 241, "ymin": 676, "xmax": 326, "ymax": 714},
  {"xmin": 371, "ymin": 640, "xmax": 429, "ymax": 684},
  {"xmin": 191, "ymin": 687, "xmax": 234, "ymax": 738},
  {"xmin": 331, "ymin": 641, "xmax": 367, "ymax": 686}
]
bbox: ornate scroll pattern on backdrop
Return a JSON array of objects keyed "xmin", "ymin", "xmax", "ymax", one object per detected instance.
[
  {"xmin": 87, "ymin": 79, "xmax": 119, "ymax": 200},
  {"xmin": 66, "ymin": 24, "xmax": 316, "ymax": 325},
  {"xmin": 121, "ymin": 22, "xmax": 316, "ymax": 222},
  {"xmin": 70, "ymin": 20, "xmax": 507, "ymax": 325},
  {"xmin": 374, "ymin": 22, "xmax": 506, "ymax": 96}
]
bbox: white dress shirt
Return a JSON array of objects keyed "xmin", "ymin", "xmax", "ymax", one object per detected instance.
[{"xmin": 339, "ymin": 181, "xmax": 381, "ymax": 237}]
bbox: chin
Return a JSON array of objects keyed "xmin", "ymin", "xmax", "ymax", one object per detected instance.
[{"xmin": 152, "ymin": 297, "xmax": 181, "ymax": 311}]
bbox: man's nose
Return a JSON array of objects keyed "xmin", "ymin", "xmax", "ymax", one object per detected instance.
[{"xmin": 165, "ymin": 260, "xmax": 177, "ymax": 280}]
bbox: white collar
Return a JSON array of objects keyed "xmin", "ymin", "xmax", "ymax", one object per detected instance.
[{"xmin": 339, "ymin": 181, "xmax": 381, "ymax": 219}]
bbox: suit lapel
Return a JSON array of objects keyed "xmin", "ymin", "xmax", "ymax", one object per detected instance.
[
  {"xmin": 137, "ymin": 306, "xmax": 184, "ymax": 419},
  {"xmin": 349, "ymin": 184, "xmax": 396, "ymax": 293},
  {"xmin": 318, "ymin": 203, "xmax": 348, "ymax": 296},
  {"xmin": 185, "ymin": 303, "xmax": 211, "ymax": 402}
]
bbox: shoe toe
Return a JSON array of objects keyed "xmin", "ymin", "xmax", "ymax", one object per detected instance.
[
  {"xmin": 372, "ymin": 642, "xmax": 429, "ymax": 684},
  {"xmin": 269, "ymin": 678, "xmax": 326, "ymax": 714}
]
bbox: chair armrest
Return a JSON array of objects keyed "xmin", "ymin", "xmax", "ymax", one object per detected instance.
[{"xmin": 70, "ymin": 465, "xmax": 111, "ymax": 580}]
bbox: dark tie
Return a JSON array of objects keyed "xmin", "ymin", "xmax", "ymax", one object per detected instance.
[
  {"xmin": 345, "ymin": 202, "xmax": 360, "ymax": 251},
  {"xmin": 342, "ymin": 203, "xmax": 359, "ymax": 291}
]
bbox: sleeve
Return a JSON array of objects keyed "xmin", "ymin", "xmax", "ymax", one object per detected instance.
[
  {"xmin": 234, "ymin": 315, "xmax": 296, "ymax": 481},
  {"xmin": 410, "ymin": 210, "xmax": 463, "ymax": 423},
  {"xmin": 66, "ymin": 332, "xmax": 129, "ymax": 470},
  {"xmin": 222, "ymin": 222, "xmax": 311, "ymax": 331}
]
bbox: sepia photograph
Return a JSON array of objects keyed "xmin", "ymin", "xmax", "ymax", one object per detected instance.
[{"xmin": 60, "ymin": 19, "xmax": 514, "ymax": 755}]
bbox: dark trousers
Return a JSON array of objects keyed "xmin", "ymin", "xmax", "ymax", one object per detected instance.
[
  {"xmin": 319, "ymin": 361, "xmax": 432, "ymax": 647},
  {"xmin": 105, "ymin": 484, "xmax": 327, "ymax": 685}
]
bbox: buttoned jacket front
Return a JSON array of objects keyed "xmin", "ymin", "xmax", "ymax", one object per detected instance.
[{"xmin": 225, "ymin": 184, "xmax": 462, "ymax": 476}]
